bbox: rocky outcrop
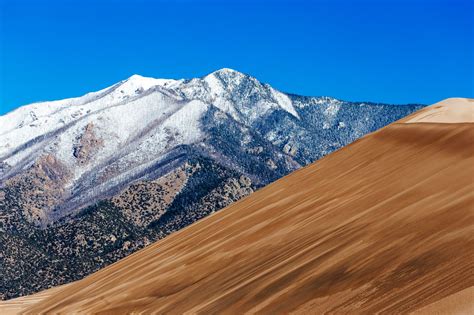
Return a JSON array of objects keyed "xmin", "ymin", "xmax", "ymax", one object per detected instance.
[
  {"xmin": 73, "ymin": 123, "xmax": 103, "ymax": 165},
  {"xmin": 266, "ymin": 159, "xmax": 277, "ymax": 170},
  {"xmin": 283, "ymin": 142, "xmax": 298, "ymax": 156}
]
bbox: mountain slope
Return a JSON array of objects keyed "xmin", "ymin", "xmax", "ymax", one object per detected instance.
[
  {"xmin": 16, "ymin": 98, "xmax": 473, "ymax": 314},
  {"xmin": 0, "ymin": 69, "xmax": 420, "ymax": 222},
  {"xmin": 0, "ymin": 69, "xmax": 423, "ymax": 299}
]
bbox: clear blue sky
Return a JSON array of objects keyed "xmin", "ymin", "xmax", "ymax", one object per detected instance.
[{"xmin": 0, "ymin": 0, "xmax": 472, "ymax": 115}]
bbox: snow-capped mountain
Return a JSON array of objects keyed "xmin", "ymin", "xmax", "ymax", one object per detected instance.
[
  {"xmin": 0, "ymin": 69, "xmax": 305, "ymax": 224},
  {"xmin": 0, "ymin": 68, "xmax": 423, "ymax": 299},
  {"xmin": 0, "ymin": 69, "xmax": 296, "ymax": 164}
]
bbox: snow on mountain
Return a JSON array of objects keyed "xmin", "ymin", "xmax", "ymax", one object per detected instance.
[
  {"xmin": 0, "ymin": 68, "xmax": 423, "ymax": 224},
  {"xmin": 0, "ymin": 69, "xmax": 296, "ymax": 160},
  {"xmin": 0, "ymin": 68, "xmax": 424, "ymax": 300}
]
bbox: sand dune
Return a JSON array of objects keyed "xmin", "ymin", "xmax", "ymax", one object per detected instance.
[
  {"xmin": 412, "ymin": 286, "xmax": 474, "ymax": 315},
  {"xmin": 405, "ymin": 97, "xmax": 474, "ymax": 123},
  {"xmin": 5, "ymin": 98, "xmax": 474, "ymax": 314},
  {"xmin": 0, "ymin": 285, "xmax": 70, "ymax": 315}
]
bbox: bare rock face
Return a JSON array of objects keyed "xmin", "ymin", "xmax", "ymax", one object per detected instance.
[
  {"xmin": 5, "ymin": 155, "xmax": 70, "ymax": 226},
  {"xmin": 73, "ymin": 123, "xmax": 103, "ymax": 166},
  {"xmin": 266, "ymin": 159, "xmax": 277, "ymax": 170},
  {"xmin": 246, "ymin": 146, "xmax": 263, "ymax": 154},
  {"xmin": 283, "ymin": 143, "xmax": 298, "ymax": 156}
]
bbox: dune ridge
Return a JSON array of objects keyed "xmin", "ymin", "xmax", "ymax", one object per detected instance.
[{"xmin": 405, "ymin": 97, "xmax": 473, "ymax": 123}]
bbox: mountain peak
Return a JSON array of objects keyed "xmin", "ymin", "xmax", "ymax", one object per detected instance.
[
  {"xmin": 212, "ymin": 68, "xmax": 241, "ymax": 75},
  {"xmin": 127, "ymin": 74, "xmax": 146, "ymax": 80},
  {"xmin": 121, "ymin": 74, "xmax": 181, "ymax": 92},
  {"xmin": 207, "ymin": 68, "xmax": 249, "ymax": 79}
]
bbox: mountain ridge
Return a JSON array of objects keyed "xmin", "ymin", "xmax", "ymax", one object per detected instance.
[
  {"xmin": 0, "ymin": 68, "xmax": 420, "ymax": 124},
  {"xmin": 0, "ymin": 69, "xmax": 423, "ymax": 299}
]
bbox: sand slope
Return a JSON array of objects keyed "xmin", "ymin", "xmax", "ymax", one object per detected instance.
[
  {"xmin": 412, "ymin": 286, "xmax": 474, "ymax": 315},
  {"xmin": 405, "ymin": 97, "xmax": 474, "ymax": 123},
  {"xmin": 0, "ymin": 285, "xmax": 70, "ymax": 315},
  {"xmin": 7, "ymin": 98, "xmax": 474, "ymax": 314}
]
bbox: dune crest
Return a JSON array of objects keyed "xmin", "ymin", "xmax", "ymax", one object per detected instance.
[{"xmin": 405, "ymin": 97, "xmax": 473, "ymax": 123}]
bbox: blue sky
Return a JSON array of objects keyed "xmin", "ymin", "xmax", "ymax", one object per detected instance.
[{"xmin": 0, "ymin": 0, "xmax": 472, "ymax": 115}]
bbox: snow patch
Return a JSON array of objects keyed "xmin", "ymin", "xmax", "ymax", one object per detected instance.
[{"xmin": 270, "ymin": 88, "xmax": 300, "ymax": 119}]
